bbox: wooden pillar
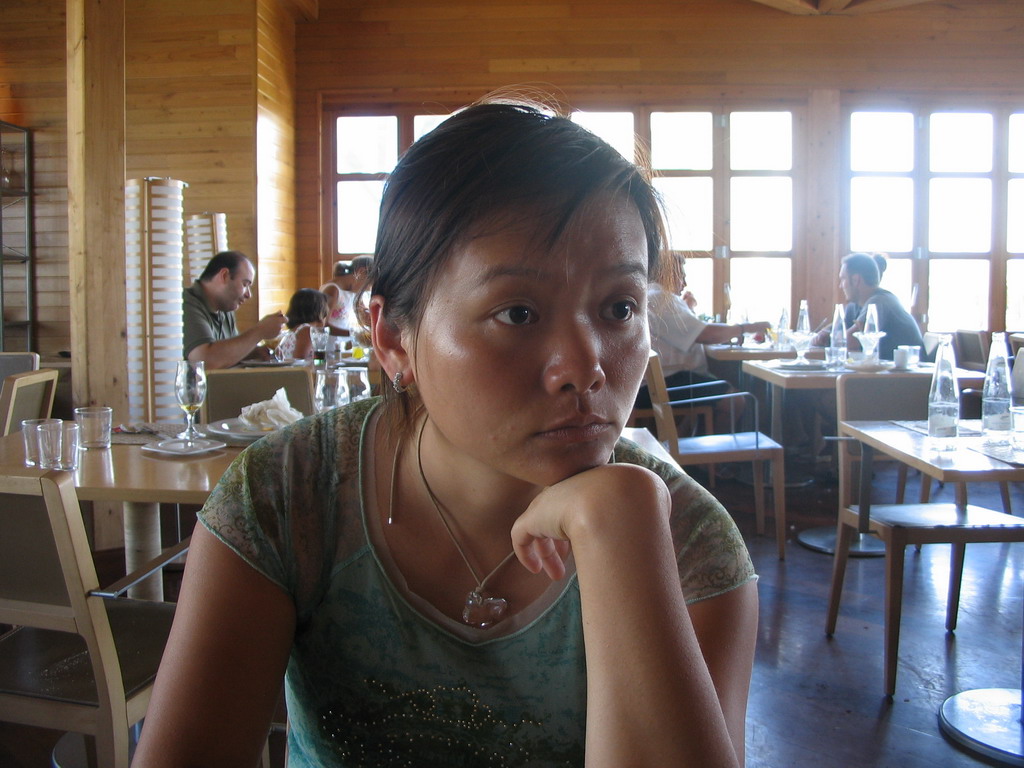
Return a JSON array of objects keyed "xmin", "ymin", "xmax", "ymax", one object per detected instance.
[
  {"xmin": 66, "ymin": 0, "xmax": 129, "ymax": 416},
  {"xmin": 804, "ymin": 89, "xmax": 842, "ymax": 326}
]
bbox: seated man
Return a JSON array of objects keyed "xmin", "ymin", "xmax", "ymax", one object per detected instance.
[
  {"xmin": 319, "ymin": 255, "xmax": 373, "ymax": 337},
  {"xmin": 815, "ymin": 252, "xmax": 924, "ymax": 360},
  {"xmin": 638, "ymin": 255, "xmax": 770, "ymax": 414},
  {"xmin": 182, "ymin": 251, "xmax": 285, "ymax": 370}
]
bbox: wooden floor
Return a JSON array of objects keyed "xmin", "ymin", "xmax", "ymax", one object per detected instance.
[{"xmin": 1, "ymin": 460, "xmax": 1021, "ymax": 767}]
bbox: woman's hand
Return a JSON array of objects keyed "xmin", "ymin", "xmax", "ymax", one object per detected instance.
[{"xmin": 510, "ymin": 463, "xmax": 670, "ymax": 581}]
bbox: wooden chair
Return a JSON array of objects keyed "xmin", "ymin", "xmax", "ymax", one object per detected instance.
[
  {"xmin": 953, "ymin": 329, "xmax": 989, "ymax": 372},
  {"xmin": 826, "ymin": 374, "xmax": 1024, "ymax": 696},
  {"xmin": 0, "ymin": 351, "xmax": 39, "ymax": 379},
  {"xmin": 0, "ymin": 368, "xmax": 59, "ymax": 436},
  {"xmin": 201, "ymin": 366, "xmax": 315, "ymax": 423},
  {"xmin": 646, "ymin": 350, "xmax": 787, "ymax": 559},
  {"xmin": 0, "ymin": 468, "xmax": 183, "ymax": 768}
]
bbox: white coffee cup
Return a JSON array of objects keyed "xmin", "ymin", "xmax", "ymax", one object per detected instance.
[{"xmin": 893, "ymin": 347, "xmax": 911, "ymax": 368}]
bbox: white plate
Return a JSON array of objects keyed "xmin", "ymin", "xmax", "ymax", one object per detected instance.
[
  {"xmin": 241, "ymin": 359, "xmax": 294, "ymax": 367},
  {"xmin": 141, "ymin": 437, "xmax": 226, "ymax": 456},
  {"xmin": 775, "ymin": 360, "xmax": 828, "ymax": 371},
  {"xmin": 205, "ymin": 417, "xmax": 277, "ymax": 442},
  {"xmin": 844, "ymin": 360, "xmax": 895, "ymax": 373}
]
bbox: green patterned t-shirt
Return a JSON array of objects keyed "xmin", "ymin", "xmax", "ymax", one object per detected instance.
[{"xmin": 199, "ymin": 398, "xmax": 755, "ymax": 767}]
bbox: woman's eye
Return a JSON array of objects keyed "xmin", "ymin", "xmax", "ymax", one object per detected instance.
[
  {"xmin": 495, "ymin": 306, "xmax": 536, "ymax": 326},
  {"xmin": 606, "ymin": 300, "xmax": 637, "ymax": 322}
]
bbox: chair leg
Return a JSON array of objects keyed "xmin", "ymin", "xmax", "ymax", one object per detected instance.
[
  {"xmin": 919, "ymin": 476, "xmax": 931, "ymax": 503},
  {"xmin": 771, "ymin": 453, "xmax": 786, "ymax": 560},
  {"xmin": 826, "ymin": 520, "xmax": 854, "ymax": 636},
  {"xmin": 883, "ymin": 529, "xmax": 906, "ymax": 697},
  {"xmin": 895, "ymin": 464, "xmax": 908, "ymax": 504},
  {"xmin": 1000, "ymin": 482, "xmax": 1012, "ymax": 515},
  {"xmin": 751, "ymin": 460, "xmax": 766, "ymax": 537},
  {"xmin": 946, "ymin": 542, "xmax": 966, "ymax": 632}
]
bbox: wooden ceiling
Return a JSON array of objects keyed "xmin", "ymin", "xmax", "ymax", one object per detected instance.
[{"xmin": 749, "ymin": 0, "xmax": 937, "ymax": 14}]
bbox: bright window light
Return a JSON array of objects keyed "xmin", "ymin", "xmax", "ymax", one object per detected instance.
[
  {"xmin": 730, "ymin": 177, "xmax": 792, "ymax": 252},
  {"xmin": 650, "ymin": 112, "xmax": 712, "ymax": 170},
  {"xmin": 850, "ymin": 112, "xmax": 914, "ymax": 173},
  {"xmin": 571, "ymin": 111, "xmax": 636, "ymax": 162},
  {"xmin": 336, "ymin": 116, "xmax": 397, "ymax": 174},
  {"xmin": 730, "ymin": 112, "xmax": 792, "ymax": 171},
  {"xmin": 653, "ymin": 177, "xmax": 713, "ymax": 252},
  {"xmin": 337, "ymin": 180, "xmax": 384, "ymax": 253}
]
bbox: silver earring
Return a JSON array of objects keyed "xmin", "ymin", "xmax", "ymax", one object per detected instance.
[{"xmin": 392, "ymin": 371, "xmax": 408, "ymax": 394}]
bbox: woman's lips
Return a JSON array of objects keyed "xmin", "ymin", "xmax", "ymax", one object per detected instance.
[{"xmin": 537, "ymin": 420, "xmax": 613, "ymax": 443}]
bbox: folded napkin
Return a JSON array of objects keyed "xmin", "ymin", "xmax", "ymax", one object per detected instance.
[{"xmin": 238, "ymin": 388, "xmax": 304, "ymax": 430}]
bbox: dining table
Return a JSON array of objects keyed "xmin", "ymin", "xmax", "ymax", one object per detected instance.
[
  {"xmin": 741, "ymin": 359, "xmax": 987, "ymax": 555},
  {"xmin": 0, "ymin": 425, "xmax": 244, "ymax": 600},
  {"xmin": 840, "ymin": 419, "xmax": 1024, "ymax": 766}
]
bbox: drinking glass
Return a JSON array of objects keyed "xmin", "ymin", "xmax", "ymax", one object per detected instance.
[
  {"xmin": 789, "ymin": 330, "xmax": 815, "ymax": 364},
  {"xmin": 174, "ymin": 360, "xmax": 207, "ymax": 442},
  {"xmin": 853, "ymin": 331, "xmax": 886, "ymax": 364}
]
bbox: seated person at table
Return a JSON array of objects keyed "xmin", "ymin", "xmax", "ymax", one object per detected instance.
[
  {"xmin": 320, "ymin": 255, "xmax": 373, "ymax": 337},
  {"xmin": 637, "ymin": 254, "xmax": 770, "ymax": 410},
  {"xmin": 276, "ymin": 288, "xmax": 330, "ymax": 362},
  {"xmin": 134, "ymin": 100, "xmax": 757, "ymax": 768},
  {"xmin": 814, "ymin": 252, "xmax": 924, "ymax": 360},
  {"xmin": 182, "ymin": 251, "xmax": 287, "ymax": 370}
]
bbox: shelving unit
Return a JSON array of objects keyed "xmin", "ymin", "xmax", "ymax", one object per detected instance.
[{"xmin": 0, "ymin": 120, "xmax": 34, "ymax": 351}]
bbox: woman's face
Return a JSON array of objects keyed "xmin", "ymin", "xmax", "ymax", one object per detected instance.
[{"xmin": 406, "ymin": 195, "xmax": 651, "ymax": 489}]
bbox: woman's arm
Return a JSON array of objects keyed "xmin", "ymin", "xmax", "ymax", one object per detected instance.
[
  {"xmin": 513, "ymin": 464, "xmax": 756, "ymax": 767},
  {"xmin": 131, "ymin": 524, "xmax": 296, "ymax": 767}
]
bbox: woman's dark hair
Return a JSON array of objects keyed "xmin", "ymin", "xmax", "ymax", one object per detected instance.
[
  {"xmin": 369, "ymin": 99, "xmax": 666, "ymax": 424},
  {"xmin": 843, "ymin": 252, "xmax": 886, "ymax": 287},
  {"xmin": 284, "ymin": 288, "xmax": 328, "ymax": 329}
]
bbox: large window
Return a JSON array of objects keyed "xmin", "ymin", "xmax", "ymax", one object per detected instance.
[
  {"xmin": 326, "ymin": 103, "xmax": 798, "ymax": 327},
  {"xmin": 847, "ymin": 107, "xmax": 1023, "ymax": 332}
]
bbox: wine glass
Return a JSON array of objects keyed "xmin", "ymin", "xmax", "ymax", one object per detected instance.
[
  {"xmin": 174, "ymin": 360, "xmax": 207, "ymax": 443},
  {"xmin": 789, "ymin": 330, "xmax": 815, "ymax": 364}
]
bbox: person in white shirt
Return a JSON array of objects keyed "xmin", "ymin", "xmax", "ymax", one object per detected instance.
[
  {"xmin": 320, "ymin": 256, "xmax": 373, "ymax": 337},
  {"xmin": 637, "ymin": 255, "xmax": 769, "ymax": 411}
]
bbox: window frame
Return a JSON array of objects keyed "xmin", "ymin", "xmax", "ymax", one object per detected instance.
[{"xmin": 842, "ymin": 98, "xmax": 1023, "ymax": 332}]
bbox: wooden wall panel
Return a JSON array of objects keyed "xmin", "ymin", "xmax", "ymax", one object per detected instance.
[
  {"xmin": 124, "ymin": 1, "xmax": 262, "ymax": 330},
  {"xmin": 255, "ymin": 0, "xmax": 301, "ymax": 315}
]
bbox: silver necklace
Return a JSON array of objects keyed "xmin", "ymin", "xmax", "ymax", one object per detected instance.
[{"xmin": 409, "ymin": 417, "xmax": 516, "ymax": 628}]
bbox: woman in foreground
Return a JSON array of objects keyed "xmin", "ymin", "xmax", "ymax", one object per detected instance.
[{"xmin": 133, "ymin": 100, "xmax": 758, "ymax": 767}]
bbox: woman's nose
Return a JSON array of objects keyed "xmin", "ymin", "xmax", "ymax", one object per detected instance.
[{"xmin": 542, "ymin": 322, "xmax": 607, "ymax": 395}]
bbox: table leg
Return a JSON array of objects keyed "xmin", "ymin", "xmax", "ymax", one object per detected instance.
[
  {"xmin": 123, "ymin": 501, "xmax": 164, "ymax": 601},
  {"xmin": 797, "ymin": 437, "xmax": 884, "ymax": 556},
  {"xmin": 938, "ymin": 570, "xmax": 1024, "ymax": 766}
]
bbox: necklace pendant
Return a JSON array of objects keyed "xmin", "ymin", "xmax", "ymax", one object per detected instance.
[{"xmin": 462, "ymin": 590, "xmax": 508, "ymax": 628}]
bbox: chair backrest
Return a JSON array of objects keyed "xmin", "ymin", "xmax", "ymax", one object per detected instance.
[
  {"xmin": 0, "ymin": 351, "xmax": 39, "ymax": 379},
  {"xmin": 0, "ymin": 470, "xmax": 126, "ymax": 724},
  {"xmin": 0, "ymin": 368, "xmax": 60, "ymax": 436},
  {"xmin": 0, "ymin": 469, "xmax": 158, "ymax": 767},
  {"xmin": 954, "ymin": 330, "xmax": 989, "ymax": 370},
  {"xmin": 202, "ymin": 366, "xmax": 315, "ymax": 423},
  {"xmin": 1014, "ymin": 354, "xmax": 1024, "ymax": 406},
  {"xmin": 644, "ymin": 350, "xmax": 681, "ymax": 448},
  {"xmin": 836, "ymin": 373, "xmax": 931, "ymax": 423}
]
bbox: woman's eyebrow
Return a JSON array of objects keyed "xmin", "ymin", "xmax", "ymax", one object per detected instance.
[{"xmin": 478, "ymin": 261, "xmax": 647, "ymax": 283}]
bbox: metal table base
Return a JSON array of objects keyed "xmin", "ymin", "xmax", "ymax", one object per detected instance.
[
  {"xmin": 796, "ymin": 525, "xmax": 885, "ymax": 556},
  {"xmin": 940, "ymin": 688, "xmax": 1023, "ymax": 766}
]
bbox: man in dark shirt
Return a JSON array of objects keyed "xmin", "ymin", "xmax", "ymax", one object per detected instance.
[
  {"xmin": 816, "ymin": 252, "xmax": 924, "ymax": 360},
  {"xmin": 182, "ymin": 251, "xmax": 285, "ymax": 369}
]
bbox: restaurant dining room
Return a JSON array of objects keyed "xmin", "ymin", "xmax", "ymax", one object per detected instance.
[{"xmin": 2, "ymin": 0, "xmax": 1024, "ymax": 766}]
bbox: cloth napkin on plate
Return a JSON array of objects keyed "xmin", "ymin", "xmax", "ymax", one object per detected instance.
[{"xmin": 238, "ymin": 388, "xmax": 304, "ymax": 430}]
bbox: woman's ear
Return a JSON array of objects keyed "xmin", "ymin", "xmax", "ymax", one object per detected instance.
[{"xmin": 370, "ymin": 296, "xmax": 413, "ymax": 387}]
